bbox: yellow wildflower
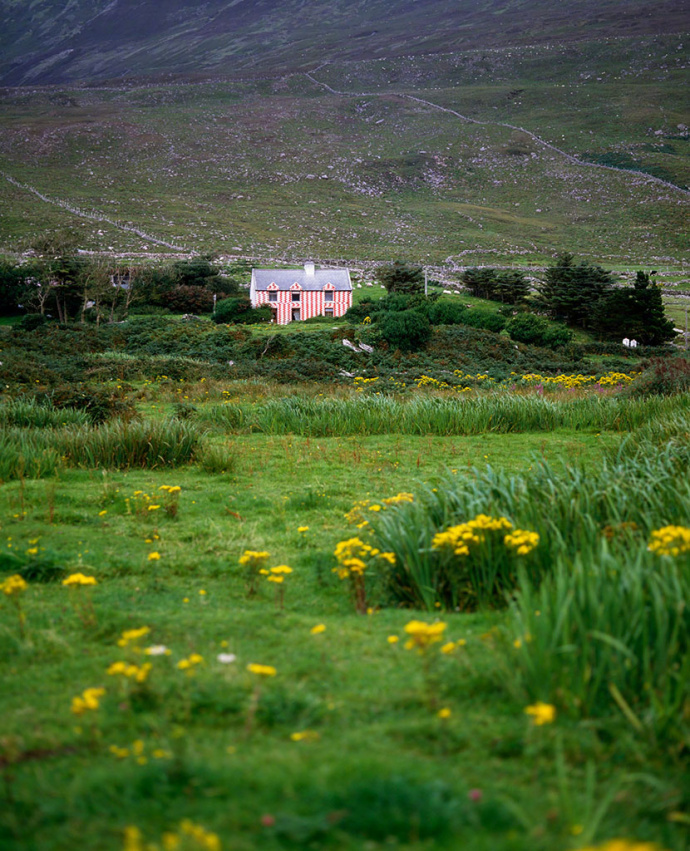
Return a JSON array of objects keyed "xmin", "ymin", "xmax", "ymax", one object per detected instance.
[
  {"xmin": 571, "ymin": 841, "xmax": 667, "ymax": 851},
  {"xmin": 310, "ymin": 624, "xmax": 326, "ymax": 634},
  {"xmin": 504, "ymin": 529, "xmax": 540, "ymax": 555},
  {"xmin": 1, "ymin": 574, "xmax": 28, "ymax": 595},
  {"xmin": 432, "ymin": 514, "xmax": 513, "ymax": 556},
  {"xmin": 109, "ymin": 745, "xmax": 129, "ymax": 759},
  {"xmin": 290, "ymin": 730, "xmax": 320, "ymax": 742},
  {"xmin": 387, "ymin": 635, "xmax": 399, "ymax": 644},
  {"xmin": 239, "ymin": 550, "xmax": 269, "ymax": 566},
  {"xmin": 247, "ymin": 663, "xmax": 277, "ymax": 677},
  {"xmin": 123, "ymin": 826, "xmax": 143, "ymax": 851},
  {"xmin": 147, "ymin": 552, "xmax": 161, "ymax": 561},
  {"xmin": 647, "ymin": 525, "xmax": 690, "ymax": 557},
  {"xmin": 524, "ymin": 702, "xmax": 556, "ymax": 726},
  {"xmin": 403, "ymin": 620, "xmax": 447, "ymax": 651},
  {"xmin": 62, "ymin": 573, "xmax": 98, "ymax": 587},
  {"xmin": 437, "ymin": 707, "xmax": 452, "ymax": 719},
  {"xmin": 117, "ymin": 626, "xmax": 150, "ymax": 647},
  {"xmin": 382, "ymin": 492, "xmax": 414, "ymax": 506},
  {"xmin": 71, "ymin": 686, "xmax": 105, "ymax": 715},
  {"xmin": 440, "ymin": 641, "xmax": 456, "ymax": 654}
]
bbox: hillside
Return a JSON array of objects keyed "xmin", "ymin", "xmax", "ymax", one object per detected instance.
[
  {"xmin": 1, "ymin": 0, "xmax": 688, "ymax": 85},
  {"xmin": 0, "ymin": 2, "xmax": 688, "ymax": 269}
]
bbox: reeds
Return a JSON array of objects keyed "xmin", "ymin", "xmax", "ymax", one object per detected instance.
[
  {"xmin": 506, "ymin": 545, "xmax": 690, "ymax": 743},
  {"xmin": 0, "ymin": 399, "xmax": 89, "ymax": 429},
  {"xmin": 0, "ymin": 419, "xmax": 201, "ymax": 477},
  {"xmin": 370, "ymin": 430, "xmax": 690, "ymax": 610},
  {"xmin": 197, "ymin": 394, "xmax": 690, "ymax": 436}
]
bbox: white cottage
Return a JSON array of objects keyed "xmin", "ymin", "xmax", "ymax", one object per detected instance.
[{"xmin": 250, "ymin": 262, "xmax": 352, "ymax": 324}]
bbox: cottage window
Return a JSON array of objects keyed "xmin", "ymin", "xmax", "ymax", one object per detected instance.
[
  {"xmin": 324, "ymin": 291, "xmax": 334, "ymax": 302},
  {"xmin": 268, "ymin": 291, "xmax": 277, "ymax": 302},
  {"xmin": 325, "ymin": 308, "xmax": 334, "ymax": 317},
  {"xmin": 291, "ymin": 292, "xmax": 300, "ymax": 302}
]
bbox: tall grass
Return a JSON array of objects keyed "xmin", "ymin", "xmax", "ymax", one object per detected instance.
[
  {"xmin": 198, "ymin": 394, "xmax": 690, "ymax": 436},
  {"xmin": 58, "ymin": 419, "xmax": 201, "ymax": 469},
  {"xmin": 0, "ymin": 434, "xmax": 62, "ymax": 481},
  {"xmin": 0, "ymin": 398, "xmax": 90, "ymax": 428},
  {"xmin": 0, "ymin": 420, "xmax": 201, "ymax": 476},
  {"xmin": 505, "ymin": 545, "xmax": 690, "ymax": 744},
  {"xmin": 369, "ymin": 433, "xmax": 690, "ymax": 610}
]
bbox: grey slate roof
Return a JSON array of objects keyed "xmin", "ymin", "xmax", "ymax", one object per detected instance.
[{"xmin": 253, "ymin": 267, "xmax": 351, "ymax": 291}]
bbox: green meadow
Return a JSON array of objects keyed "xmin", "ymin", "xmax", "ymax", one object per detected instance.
[{"xmin": 1, "ymin": 354, "xmax": 689, "ymax": 851}]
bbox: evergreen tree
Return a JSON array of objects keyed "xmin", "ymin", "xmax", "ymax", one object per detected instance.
[
  {"xmin": 493, "ymin": 270, "xmax": 530, "ymax": 304},
  {"xmin": 591, "ymin": 271, "xmax": 676, "ymax": 345},
  {"xmin": 0, "ymin": 259, "xmax": 33, "ymax": 315},
  {"xmin": 538, "ymin": 253, "xmax": 614, "ymax": 328},
  {"xmin": 460, "ymin": 268, "xmax": 528, "ymax": 304},
  {"xmin": 460, "ymin": 267, "xmax": 497, "ymax": 300},
  {"xmin": 375, "ymin": 261, "xmax": 424, "ymax": 295}
]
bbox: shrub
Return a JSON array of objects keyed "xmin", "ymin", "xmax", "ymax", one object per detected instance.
[
  {"xmin": 379, "ymin": 310, "xmax": 432, "ymax": 351},
  {"xmin": 160, "ymin": 285, "xmax": 215, "ymax": 314},
  {"xmin": 428, "ymin": 301, "xmax": 467, "ymax": 325},
  {"xmin": 344, "ymin": 298, "xmax": 379, "ymax": 323},
  {"xmin": 19, "ymin": 313, "xmax": 50, "ymax": 331},
  {"xmin": 40, "ymin": 385, "xmax": 137, "ymax": 424},
  {"xmin": 460, "ymin": 310, "xmax": 506, "ymax": 333},
  {"xmin": 212, "ymin": 297, "xmax": 272, "ymax": 325},
  {"xmin": 506, "ymin": 313, "xmax": 572, "ymax": 348},
  {"xmin": 624, "ymin": 356, "xmax": 690, "ymax": 396}
]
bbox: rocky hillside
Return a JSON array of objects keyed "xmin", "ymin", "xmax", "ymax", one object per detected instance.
[{"xmin": 1, "ymin": 0, "xmax": 688, "ymax": 85}]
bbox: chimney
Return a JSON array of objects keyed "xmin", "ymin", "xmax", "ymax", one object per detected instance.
[{"xmin": 304, "ymin": 262, "xmax": 315, "ymax": 277}]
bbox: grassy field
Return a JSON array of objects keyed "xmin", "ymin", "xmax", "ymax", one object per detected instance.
[
  {"xmin": 0, "ymin": 34, "xmax": 688, "ymax": 270},
  {"xmin": 1, "ymin": 364, "xmax": 689, "ymax": 850}
]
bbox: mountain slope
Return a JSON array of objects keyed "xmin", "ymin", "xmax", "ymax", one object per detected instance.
[{"xmin": 1, "ymin": 0, "xmax": 688, "ymax": 85}]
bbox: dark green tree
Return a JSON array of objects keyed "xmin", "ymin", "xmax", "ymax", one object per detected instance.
[
  {"xmin": 212, "ymin": 296, "xmax": 272, "ymax": 325},
  {"xmin": 493, "ymin": 270, "xmax": 530, "ymax": 304},
  {"xmin": 375, "ymin": 261, "xmax": 424, "ymax": 295},
  {"xmin": 131, "ymin": 266, "xmax": 178, "ymax": 307},
  {"xmin": 379, "ymin": 309, "xmax": 431, "ymax": 351},
  {"xmin": 460, "ymin": 267, "xmax": 498, "ymax": 300},
  {"xmin": 538, "ymin": 253, "xmax": 614, "ymax": 328},
  {"xmin": 0, "ymin": 259, "xmax": 33, "ymax": 315},
  {"xmin": 591, "ymin": 271, "xmax": 676, "ymax": 345},
  {"xmin": 172, "ymin": 259, "xmax": 239, "ymax": 296},
  {"xmin": 28, "ymin": 231, "xmax": 85, "ymax": 321},
  {"xmin": 506, "ymin": 313, "xmax": 573, "ymax": 348}
]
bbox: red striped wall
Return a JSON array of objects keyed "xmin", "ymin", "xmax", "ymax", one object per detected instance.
[{"xmin": 254, "ymin": 290, "xmax": 352, "ymax": 325}]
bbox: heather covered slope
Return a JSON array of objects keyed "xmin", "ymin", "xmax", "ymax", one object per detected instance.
[
  {"xmin": 1, "ymin": 33, "xmax": 688, "ymax": 265},
  {"xmin": 1, "ymin": 0, "xmax": 688, "ymax": 85}
]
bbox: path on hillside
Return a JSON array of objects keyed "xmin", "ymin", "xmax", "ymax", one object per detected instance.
[
  {"xmin": 304, "ymin": 71, "xmax": 690, "ymax": 199},
  {"xmin": 0, "ymin": 170, "xmax": 188, "ymax": 251}
]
